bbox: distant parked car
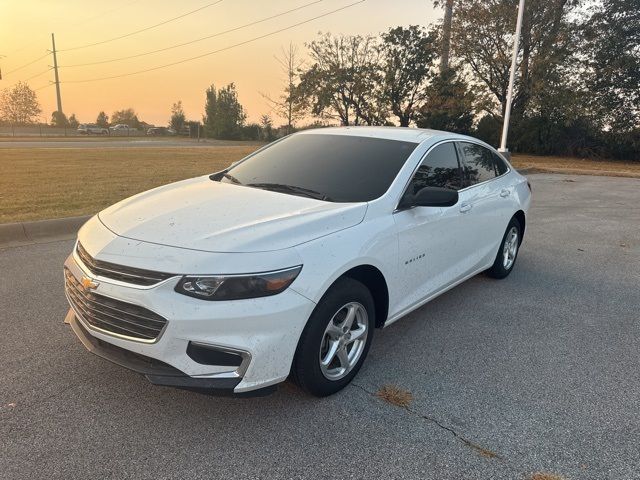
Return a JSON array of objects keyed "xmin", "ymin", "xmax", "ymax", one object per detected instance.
[
  {"xmin": 77, "ymin": 124, "xmax": 109, "ymax": 135},
  {"xmin": 110, "ymin": 124, "xmax": 131, "ymax": 134},
  {"xmin": 146, "ymin": 127, "xmax": 175, "ymax": 136}
]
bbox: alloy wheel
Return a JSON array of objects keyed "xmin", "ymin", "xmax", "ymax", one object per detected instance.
[
  {"xmin": 503, "ymin": 226, "xmax": 519, "ymax": 270},
  {"xmin": 319, "ymin": 302, "xmax": 368, "ymax": 381}
]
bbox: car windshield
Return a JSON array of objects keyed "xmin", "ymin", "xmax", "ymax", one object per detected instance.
[{"xmin": 216, "ymin": 134, "xmax": 418, "ymax": 203}]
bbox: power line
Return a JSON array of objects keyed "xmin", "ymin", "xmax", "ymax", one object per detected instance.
[
  {"xmin": 24, "ymin": 67, "xmax": 52, "ymax": 82},
  {"xmin": 59, "ymin": 0, "xmax": 323, "ymax": 68},
  {"xmin": 3, "ymin": 67, "xmax": 51, "ymax": 88},
  {"xmin": 3, "ymin": 53, "xmax": 49, "ymax": 76},
  {"xmin": 62, "ymin": 0, "xmax": 366, "ymax": 84},
  {"xmin": 34, "ymin": 83, "xmax": 53, "ymax": 91},
  {"xmin": 59, "ymin": 0, "xmax": 226, "ymax": 52}
]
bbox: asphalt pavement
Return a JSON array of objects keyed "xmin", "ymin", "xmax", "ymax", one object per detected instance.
[{"xmin": 1, "ymin": 173, "xmax": 639, "ymax": 480}]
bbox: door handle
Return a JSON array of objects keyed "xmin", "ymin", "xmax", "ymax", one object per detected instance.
[
  {"xmin": 500, "ymin": 189, "xmax": 511, "ymax": 198},
  {"xmin": 459, "ymin": 203, "xmax": 472, "ymax": 213}
]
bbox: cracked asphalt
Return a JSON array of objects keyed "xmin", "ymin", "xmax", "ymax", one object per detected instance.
[{"xmin": 1, "ymin": 173, "xmax": 639, "ymax": 480}]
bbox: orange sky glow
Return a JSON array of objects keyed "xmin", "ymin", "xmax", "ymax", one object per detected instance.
[{"xmin": 1, "ymin": 0, "xmax": 440, "ymax": 126}]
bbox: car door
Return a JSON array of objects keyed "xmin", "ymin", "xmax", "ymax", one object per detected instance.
[
  {"xmin": 455, "ymin": 141, "xmax": 514, "ymax": 269},
  {"xmin": 393, "ymin": 141, "xmax": 477, "ymax": 313}
]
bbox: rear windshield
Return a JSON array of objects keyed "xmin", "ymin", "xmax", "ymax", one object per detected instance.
[{"xmin": 220, "ymin": 134, "xmax": 418, "ymax": 202}]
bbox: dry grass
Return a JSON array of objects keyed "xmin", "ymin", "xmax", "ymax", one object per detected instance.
[
  {"xmin": 376, "ymin": 385, "xmax": 413, "ymax": 408},
  {"xmin": 0, "ymin": 145, "xmax": 260, "ymax": 223},
  {"xmin": 529, "ymin": 473, "xmax": 565, "ymax": 480},
  {"xmin": 1, "ymin": 143, "xmax": 637, "ymax": 224},
  {"xmin": 465, "ymin": 442, "xmax": 500, "ymax": 459},
  {"xmin": 511, "ymin": 153, "xmax": 640, "ymax": 178}
]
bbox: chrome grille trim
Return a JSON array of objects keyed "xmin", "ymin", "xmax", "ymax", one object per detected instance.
[
  {"xmin": 65, "ymin": 269, "xmax": 167, "ymax": 343},
  {"xmin": 76, "ymin": 242, "xmax": 175, "ymax": 286}
]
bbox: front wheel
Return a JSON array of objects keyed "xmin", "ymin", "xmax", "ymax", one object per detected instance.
[
  {"xmin": 487, "ymin": 217, "xmax": 522, "ymax": 279},
  {"xmin": 292, "ymin": 277, "xmax": 375, "ymax": 397}
]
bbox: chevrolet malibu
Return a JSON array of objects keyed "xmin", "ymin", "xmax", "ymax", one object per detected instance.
[{"xmin": 63, "ymin": 127, "xmax": 531, "ymax": 397}]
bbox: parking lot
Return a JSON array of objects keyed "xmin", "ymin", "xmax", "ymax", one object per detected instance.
[{"xmin": 1, "ymin": 173, "xmax": 639, "ymax": 480}]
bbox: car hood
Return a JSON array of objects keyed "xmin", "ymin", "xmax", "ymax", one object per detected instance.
[{"xmin": 98, "ymin": 176, "xmax": 367, "ymax": 253}]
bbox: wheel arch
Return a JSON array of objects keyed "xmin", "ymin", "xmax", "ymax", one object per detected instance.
[
  {"xmin": 513, "ymin": 210, "xmax": 526, "ymax": 244},
  {"xmin": 336, "ymin": 265, "xmax": 389, "ymax": 328}
]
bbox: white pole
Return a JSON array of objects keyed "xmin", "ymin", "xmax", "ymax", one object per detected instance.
[{"xmin": 498, "ymin": 0, "xmax": 525, "ymax": 154}]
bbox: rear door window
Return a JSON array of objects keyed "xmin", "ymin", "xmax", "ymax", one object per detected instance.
[{"xmin": 457, "ymin": 142, "xmax": 499, "ymax": 187}]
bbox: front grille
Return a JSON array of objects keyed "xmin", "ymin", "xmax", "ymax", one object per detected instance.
[
  {"xmin": 76, "ymin": 242, "xmax": 175, "ymax": 286},
  {"xmin": 65, "ymin": 269, "xmax": 167, "ymax": 342}
]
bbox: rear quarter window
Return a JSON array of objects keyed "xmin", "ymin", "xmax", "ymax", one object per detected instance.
[{"xmin": 493, "ymin": 152, "xmax": 509, "ymax": 176}]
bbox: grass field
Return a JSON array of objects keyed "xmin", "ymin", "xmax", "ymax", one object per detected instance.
[
  {"xmin": 512, "ymin": 154, "xmax": 640, "ymax": 178},
  {"xmin": 1, "ymin": 143, "xmax": 638, "ymax": 223},
  {"xmin": 0, "ymin": 146, "xmax": 259, "ymax": 223}
]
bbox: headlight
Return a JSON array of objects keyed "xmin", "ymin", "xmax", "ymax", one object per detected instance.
[{"xmin": 174, "ymin": 266, "xmax": 302, "ymax": 301}]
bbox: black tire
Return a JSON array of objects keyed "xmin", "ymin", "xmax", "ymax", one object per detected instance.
[
  {"xmin": 292, "ymin": 277, "xmax": 375, "ymax": 397},
  {"xmin": 486, "ymin": 216, "xmax": 522, "ymax": 279}
]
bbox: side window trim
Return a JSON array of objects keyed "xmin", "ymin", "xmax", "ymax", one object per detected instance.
[
  {"xmin": 455, "ymin": 141, "xmax": 511, "ymax": 191},
  {"xmin": 394, "ymin": 140, "xmax": 464, "ymax": 212}
]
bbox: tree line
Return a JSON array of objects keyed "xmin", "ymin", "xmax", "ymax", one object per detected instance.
[
  {"xmin": 54, "ymin": 108, "xmax": 146, "ymax": 129},
  {"xmin": 1, "ymin": 0, "xmax": 637, "ymax": 159},
  {"xmin": 0, "ymin": 85, "xmax": 152, "ymax": 131},
  {"xmin": 203, "ymin": 0, "xmax": 638, "ymax": 160}
]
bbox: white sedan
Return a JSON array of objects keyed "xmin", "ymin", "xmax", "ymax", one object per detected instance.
[{"xmin": 63, "ymin": 127, "xmax": 531, "ymax": 397}]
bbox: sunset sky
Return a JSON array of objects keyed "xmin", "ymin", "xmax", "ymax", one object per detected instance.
[{"xmin": 0, "ymin": 0, "xmax": 441, "ymax": 126}]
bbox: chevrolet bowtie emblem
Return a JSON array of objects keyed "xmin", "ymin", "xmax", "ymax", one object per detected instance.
[{"xmin": 81, "ymin": 276, "xmax": 99, "ymax": 290}]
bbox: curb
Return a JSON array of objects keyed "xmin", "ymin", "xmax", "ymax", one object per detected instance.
[{"xmin": 0, "ymin": 215, "xmax": 92, "ymax": 248}]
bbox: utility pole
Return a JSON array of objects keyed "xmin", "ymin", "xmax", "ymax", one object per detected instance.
[
  {"xmin": 51, "ymin": 33, "xmax": 63, "ymax": 114},
  {"xmin": 498, "ymin": 0, "xmax": 525, "ymax": 159}
]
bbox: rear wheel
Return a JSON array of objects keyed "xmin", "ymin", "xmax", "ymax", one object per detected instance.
[
  {"xmin": 292, "ymin": 277, "xmax": 375, "ymax": 397},
  {"xmin": 487, "ymin": 217, "xmax": 521, "ymax": 279}
]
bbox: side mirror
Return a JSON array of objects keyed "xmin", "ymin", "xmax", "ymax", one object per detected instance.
[{"xmin": 411, "ymin": 187, "xmax": 459, "ymax": 208}]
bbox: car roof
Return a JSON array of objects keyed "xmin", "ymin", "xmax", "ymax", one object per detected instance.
[{"xmin": 296, "ymin": 126, "xmax": 475, "ymax": 145}]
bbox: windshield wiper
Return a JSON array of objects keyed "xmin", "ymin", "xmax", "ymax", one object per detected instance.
[
  {"xmin": 222, "ymin": 172, "xmax": 242, "ymax": 184},
  {"xmin": 247, "ymin": 183, "xmax": 332, "ymax": 201},
  {"xmin": 210, "ymin": 170, "xmax": 242, "ymax": 185}
]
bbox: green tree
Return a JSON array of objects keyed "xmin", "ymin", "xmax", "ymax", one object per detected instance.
[
  {"xmin": 203, "ymin": 83, "xmax": 246, "ymax": 139},
  {"xmin": 0, "ymin": 82, "xmax": 41, "ymax": 124},
  {"xmin": 96, "ymin": 111, "xmax": 109, "ymax": 127},
  {"xmin": 583, "ymin": 0, "xmax": 639, "ymax": 133},
  {"xmin": 242, "ymin": 123, "xmax": 261, "ymax": 141},
  {"xmin": 68, "ymin": 114, "xmax": 79, "ymax": 128},
  {"xmin": 51, "ymin": 110, "xmax": 69, "ymax": 127},
  {"xmin": 450, "ymin": 0, "xmax": 576, "ymax": 118},
  {"xmin": 111, "ymin": 108, "xmax": 140, "ymax": 128},
  {"xmin": 416, "ymin": 68, "xmax": 474, "ymax": 133},
  {"xmin": 169, "ymin": 101, "xmax": 186, "ymax": 131},
  {"xmin": 380, "ymin": 25, "xmax": 439, "ymax": 126},
  {"xmin": 298, "ymin": 33, "xmax": 384, "ymax": 126},
  {"xmin": 260, "ymin": 114, "xmax": 274, "ymax": 141}
]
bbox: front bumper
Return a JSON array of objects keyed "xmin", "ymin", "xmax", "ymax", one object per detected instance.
[
  {"xmin": 64, "ymin": 309, "xmax": 254, "ymax": 394},
  {"xmin": 64, "ymin": 249, "xmax": 316, "ymax": 394}
]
